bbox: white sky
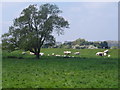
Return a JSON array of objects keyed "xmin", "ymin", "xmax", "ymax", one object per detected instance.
[
  {"xmin": 0, "ymin": 0, "xmax": 118, "ymax": 43},
  {"xmin": 1, "ymin": 0, "xmax": 119, "ymax": 2}
]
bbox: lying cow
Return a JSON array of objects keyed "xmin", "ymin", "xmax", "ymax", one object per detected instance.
[
  {"xmin": 96, "ymin": 52, "xmax": 106, "ymax": 56},
  {"xmin": 74, "ymin": 52, "xmax": 80, "ymax": 55},
  {"xmin": 30, "ymin": 52, "xmax": 34, "ymax": 55},
  {"xmin": 30, "ymin": 52, "xmax": 44, "ymax": 56},
  {"xmin": 64, "ymin": 51, "xmax": 71, "ymax": 55},
  {"xmin": 22, "ymin": 52, "xmax": 26, "ymax": 55}
]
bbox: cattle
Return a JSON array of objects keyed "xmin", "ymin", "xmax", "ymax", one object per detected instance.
[
  {"xmin": 96, "ymin": 49, "xmax": 109, "ymax": 57},
  {"xmin": 30, "ymin": 52, "xmax": 34, "ymax": 55},
  {"xmin": 52, "ymin": 53, "xmax": 55, "ymax": 56},
  {"xmin": 22, "ymin": 52, "xmax": 26, "ymax": 55},
  {"xmin": 108, "ymin": 55, "xmax": 111, "ymax": 57},
  {"xmin": 39, "ymin": 53, "xmax": 44, "ymax": 56},
  {"xmin": 48, "ymin": 54, "xmax": 50, "ymax": 56},
  {"xmin": 74, "ymin": 52, "xmax": 80, "ymax": 55},
  {"xmin": 96, "ymin": 52, "xmax": 104, "ymax": 56},
  {"xmin": 55, "ymin": 54, "xmax": 61, "ymax": 57},
  {"xmin": 63, "ymin": 55, "xmax": 67, "ymax": 57},
  {"xmin": 30, "ymin": 52, "xmax": 44, "ymax": 56},
  {"xmin": 64, "ymin": 51, "xmax": 71, "ymax": 55},
  {"xmin": 96, "ymin": 51, "xmax": 108, "ymax": 57}
]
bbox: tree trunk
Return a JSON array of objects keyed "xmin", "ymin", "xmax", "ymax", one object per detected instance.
[
  {"xmin": 36, "ymin": 48, "xmax": 41, "ymax": 59},
  {"xmin": 36, "ymin": 53, "xmax": 40, "ymax": 59}
]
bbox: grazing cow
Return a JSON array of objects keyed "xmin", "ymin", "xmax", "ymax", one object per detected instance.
[
  {"xmin": 55, "ymin": 54, "xmax": 61, "ymax": 57},
  {"xmin": 39, "ymin": 53, "xmax": 44, "ymax": 56},
  {"xmin": 108, "ymin": 55, "xmax": 111, "ymax": 57},
  {"xmin": 30, "ymin": 52, "xmax": 34, "ymax": 55},
  {"xmin": 48, "ymin": 54, "xmax": 50, "ymax": 56},
  {"xmin": 74, "ymin": 52, "xmax": 80, "ymax": 55},
  {"xmin": 52, "ymin": 53, "xmax": 55, "ymax": 56},
  {"xmin": 22, "ymin": 52, "xmax": 26, "ymax": 55},
  {"xmin": 63, "ymin": 55, "xmax": 71, "ymax": 58},
  {"xmin": 64, "ymin": 51, "xmax": 71, "ymax": 55}
]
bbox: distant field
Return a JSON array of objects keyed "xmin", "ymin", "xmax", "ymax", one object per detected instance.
[{"xmin": 2, "ymin": 49, "xmax": 119, "ymax": 88}]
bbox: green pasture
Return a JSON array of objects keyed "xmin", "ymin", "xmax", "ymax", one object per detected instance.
[{"xmin": 2, "ymin": 49, "xmax": 119, "ymax": 88}]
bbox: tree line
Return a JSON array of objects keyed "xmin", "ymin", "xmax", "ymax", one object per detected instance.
[{"xmin": 42, "ymin": 38, "xmax": 109, "ymax": 49}]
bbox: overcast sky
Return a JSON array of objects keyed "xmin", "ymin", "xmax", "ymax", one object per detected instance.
[{"xmin": 1, "ymin": 2, "xmax": 118, "ymax": 43}]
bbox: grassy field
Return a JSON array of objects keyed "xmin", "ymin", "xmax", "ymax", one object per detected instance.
[{"xmin": 2, "ymin": 49, "xmax": 119, "ymax": 88}]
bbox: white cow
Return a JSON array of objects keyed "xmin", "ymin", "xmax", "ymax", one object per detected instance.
[
  {"xmin": 96, "ymin": 52, "xmax": 108, "ymax": 56},
  {"xmin": 48, "ymin": 54, "xmax": 50, "ymax": 56},
  {"xmin": 22, "ymin": 52, "xmax": 26, "ymax": 55},
  {"xmin": 64, "ymin": 51, "xmax": 71, "ymax": 55},
  {"xmin": 39, "ymin": 53, "xmax": 44, "ymax": 56},
  {"xmin": 108, "ymin": 55, "xmax": 111, "ymax": 57},
  {"xmin": 30, "ymin": 52, "xmax": 34, "ymax": 55},
  {"xmin": 63, "ymin": 55, "xmax": 67, "ymax": 57},
  {"xmin": 55, "ymin": 54, "xmax": 61, "ymax": 57},
  {"xmin": 96, "ymin": 52, "xmax": 104, "ymax": 56},
  {"xmin": 74, "ymin": 52, "xmax": 80, "ymax": 55},
  {"xmin": 52, "ymin": 53, "xmax": 55, "ymax": 56}
]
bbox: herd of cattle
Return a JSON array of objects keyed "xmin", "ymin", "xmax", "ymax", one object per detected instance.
[
  {"xmin": 22, "ymin": 51, "xmax": 80, "ymax": 58},
  {"xmin": 22, "ymin": 49, "xmax": 111, "ymax": 58}
]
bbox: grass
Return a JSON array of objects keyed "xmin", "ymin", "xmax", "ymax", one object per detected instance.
[{"xmin": 2, "ymin": 49, "xmax": 119, "ymax": 88}]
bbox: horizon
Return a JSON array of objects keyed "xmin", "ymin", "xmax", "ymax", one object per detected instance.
[
  {"xmin": 1, "ymin": 2, "xmax": 118, "ymax": 43},
  {"xmin": 55, "ymin": 39, "xmax": 119, "ymax": 44}
]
